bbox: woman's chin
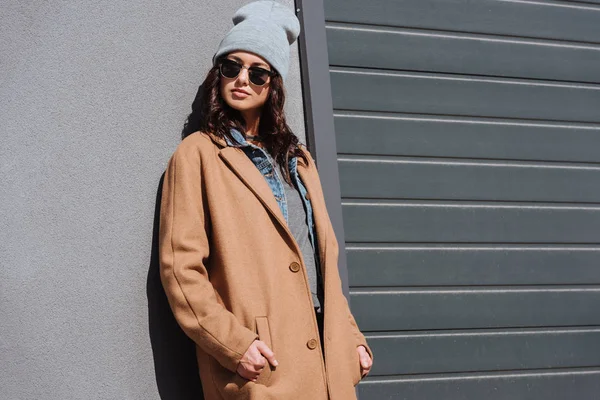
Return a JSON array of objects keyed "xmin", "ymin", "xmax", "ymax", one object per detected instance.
[{"xmin": 227, "ymin": 101, "xmax": 261, "ymax": 113}]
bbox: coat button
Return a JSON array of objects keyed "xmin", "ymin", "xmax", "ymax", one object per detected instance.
[
  {"xmin": 289, "ymin": 262, "xmax": 301, "ymax": 272},
  {"xmin": 307, "ymin": 338, "xmax": 318, "ymax": 350}
]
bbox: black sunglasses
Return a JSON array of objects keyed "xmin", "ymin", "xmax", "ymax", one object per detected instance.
[{"xmin": 219, "ymin": 58, "xmax": 276, "ymax": 86}]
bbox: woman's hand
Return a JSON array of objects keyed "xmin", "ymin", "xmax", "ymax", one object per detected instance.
[
  {"xmin": 237, "ymin": 340, "xmax": 279, "ymax": 381},
  {"xmin": 357, "ymin": 345, "xmax": 373, "ymax": 378}
]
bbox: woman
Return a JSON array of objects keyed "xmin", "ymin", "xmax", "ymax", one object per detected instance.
[{"xmin": 159, "ymin": 2, "xmax": 373, "ymax": 399}]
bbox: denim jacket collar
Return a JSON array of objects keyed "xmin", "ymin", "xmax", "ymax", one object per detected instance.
[
  {"xmin": 224, "ymin": 127, "xmax": 299, "ymax": 173},
  {"xmin": 223, "ymin": 127, "xmax": 247, "ymax": 148}
]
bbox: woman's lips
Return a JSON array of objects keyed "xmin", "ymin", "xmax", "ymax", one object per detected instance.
[{"xmin": 232, "ymin": 89, "xmax": 249, "ymax": 98}]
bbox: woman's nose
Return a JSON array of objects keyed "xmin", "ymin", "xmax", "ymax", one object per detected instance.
[{"xmin": 237, "ymin": 68, "xmax": 249, "ymax": 85}]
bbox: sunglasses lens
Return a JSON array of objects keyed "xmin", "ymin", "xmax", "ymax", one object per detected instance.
[
  {"xmin": 220, "ymin": 61, "xmax": 241, "ymax": 79},
  {"xmin": 249, "ymin": 70, "xmax": 269, "ymax": 86}
]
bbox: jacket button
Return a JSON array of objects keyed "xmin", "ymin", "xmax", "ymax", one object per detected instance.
[
  {"xmin": 289, "ymin": 262, "xmax": 301, "ymax": 272},
  {"xmin": 305, "ymin": 192, "xmax": 311, "ymax": 200},
  {"xmin": 307, "ymin": 338, "xmax": 318, "ymax": 350}
]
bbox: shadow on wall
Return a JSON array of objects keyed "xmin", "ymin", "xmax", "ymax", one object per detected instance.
[{"xmin": 147, "ymin": 173, "xmax": 205, "ymax": 400}]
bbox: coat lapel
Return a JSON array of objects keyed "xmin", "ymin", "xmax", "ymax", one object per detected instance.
[
  {"xmin": 297, "ymin": 155, "xmax": 329, "ymax": 274},
  {"xmin": 217, "ymin": 136, "xmax": 329, "ymax": 275},
  {"xmin": 218, "ymin": 146, "xmax": 288, "ymax": 229}
]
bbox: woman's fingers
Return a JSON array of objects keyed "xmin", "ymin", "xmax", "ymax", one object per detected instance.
[
  {"xmin": 360, "ymin": 352, "xmax": 371, "ymax": 368},
  {"xmin": 238, "ymin": 340, "xmax": 269, "ymax": 380},
  {"xmin": 255, "ymin": 340, "xmax": 279, "ymax": 367},
  {"xmin": 357, "ymin": 345, "xmax": 373, "ymax": 376},
  {"xmin": 237, "ymin": 359, "xmax": 259, "ymax": 379}
]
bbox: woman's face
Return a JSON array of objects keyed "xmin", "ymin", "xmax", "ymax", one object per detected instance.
[{"xmin": 219, "ymin": 51, "xmax": 273, "ymax": 114}]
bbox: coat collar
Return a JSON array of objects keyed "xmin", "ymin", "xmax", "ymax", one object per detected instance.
[{"xmin": 208, "ymin": 129, "xmax": 328, "ymax": 271}]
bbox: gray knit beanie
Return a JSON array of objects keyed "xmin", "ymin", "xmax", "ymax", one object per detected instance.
[{"xmin": 212, "ymin": 1, "xmax": 301, "ymax": 82}]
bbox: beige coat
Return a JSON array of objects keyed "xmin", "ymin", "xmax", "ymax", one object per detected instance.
[{"xmin": 159, "ymin": 131, "xmax": 374, "ymax": 399}]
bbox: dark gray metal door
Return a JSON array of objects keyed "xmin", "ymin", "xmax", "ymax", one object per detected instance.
[{"xmin": 323, "ymin": 0, "xmax": 600, "ymax": 398}]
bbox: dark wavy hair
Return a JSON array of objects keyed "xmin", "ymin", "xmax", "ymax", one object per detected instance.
[{"xmin": 181, "ymin": 56, "xmax": 308, "ymax": 185}]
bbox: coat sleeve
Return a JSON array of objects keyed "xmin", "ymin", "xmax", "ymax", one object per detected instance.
[
  {"xmin": 344, "ymin": 295, "xmax": 374, "ymax": 362},
  {"xmin": 159, "ymin": 141, "xmax": 258, "ymax": 373},
  {"xmin": 329, "ymin": 218, "xmax": 374, "ymax": 365},
  {"xmin": 332, "ymin": 227, "xmax": 375, "ymax": 363}
]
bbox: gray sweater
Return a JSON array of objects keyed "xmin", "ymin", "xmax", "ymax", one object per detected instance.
[{"xmin": 273, "ymin": 158, "xmax": 324, "ymax": 312}]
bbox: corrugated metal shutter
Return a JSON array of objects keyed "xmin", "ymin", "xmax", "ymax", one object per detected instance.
[{"xmin": 323, "ymin": 1, "xmax": 600, "ymax": 398}]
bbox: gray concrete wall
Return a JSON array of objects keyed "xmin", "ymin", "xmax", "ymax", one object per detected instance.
[{"xmin": 0, "ymin": 1, "xmax": 305, "ymax": 399}]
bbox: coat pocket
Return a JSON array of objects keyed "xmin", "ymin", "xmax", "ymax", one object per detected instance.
[{"xmin": 254, "ymin": 316, "xmax": 274, "ymax": 385}]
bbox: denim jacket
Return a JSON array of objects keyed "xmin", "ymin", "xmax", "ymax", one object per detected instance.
[{"xmin": 224, "ymin": 128, "xmax": 322, "ymax": 284}]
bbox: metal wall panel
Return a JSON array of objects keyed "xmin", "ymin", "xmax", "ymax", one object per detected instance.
[
  {"xmin": 323, "ymin": 0, "xmax": 600, "ymax": 398},
  {"xmin": 346, "ymin": 245, "xmax": 600, "ymax": 286},
  {"xmin": 333, "ymin": 112, "xmax": 600, "ymax": 163},
  {"xmin": 330, "ymin": 69, "xmax": 600, "ymax": 123},
  {"xmin": 339, "ymin": 157, "xmax": 600, "ymax": 202},
  {"xmin": 350, "ymin": 287, "xmax": 600, "ymax": 330},
  {"xmin": 343, "ymin": 202, "xmax": 600, "ymax": 243},
  {"xmin": 327, "ymin": 24, "xmax": 600, "ymax": 83},
  {"xmin": 367, "ymin": 327, "xmax": 600, "ymax": 375},
  {"xmin": 325, "ymin": 0, "xmax": 600, "ymax": 43},
  {"xmin": 359, "ymin": 369, "xmax": 600, "ymax": 400}
]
